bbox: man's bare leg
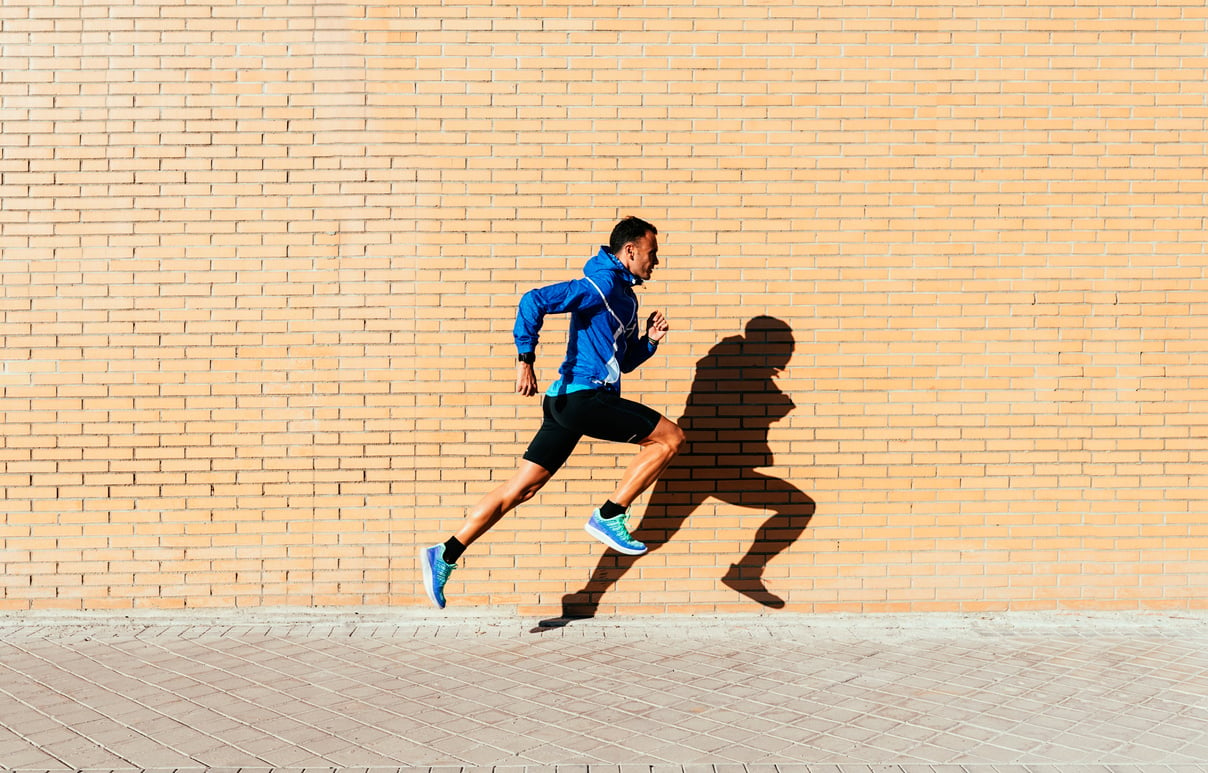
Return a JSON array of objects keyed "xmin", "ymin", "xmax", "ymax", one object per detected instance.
[
  {"xmin": 420, "ymin": 460, "xmax": 551, "ymax": 609},
  {"xmin": 609, "ymin": 417, "xmax": 686, "ymax": 507},
  {"xmin": 454, "ymin": 460, "xmax": 553, "ymax": 547},
  {"xmin": 584, "ymin": 417, "xmax": 685, "ymax": 556}
]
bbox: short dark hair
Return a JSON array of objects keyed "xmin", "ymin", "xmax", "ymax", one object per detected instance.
[{"xmin": 609, "ymin": 217, "xmax": 657, "ymax": 256}]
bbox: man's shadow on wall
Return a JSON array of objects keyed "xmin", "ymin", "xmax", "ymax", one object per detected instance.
[{"xmin": 535, "ymin": 316, "xmax": 816, "ymax": 631}]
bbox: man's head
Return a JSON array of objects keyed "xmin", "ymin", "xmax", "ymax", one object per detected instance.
[{"xmin": 609, "ymin": 216, "xmax": 659, "ymax": 281}]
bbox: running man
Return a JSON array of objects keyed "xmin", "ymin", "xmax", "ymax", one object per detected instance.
[{"xmin": 420, "ymin": 217, "xmax": 686, "ymax": 608}]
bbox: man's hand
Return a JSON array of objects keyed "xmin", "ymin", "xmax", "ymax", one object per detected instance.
[
  {"xmin": 647, "ymin": 310, "xmax": 670, "ymax": 343},
  {"xmin": 516, "ymin": 362, "xmax": 538, "ymax": 396}
]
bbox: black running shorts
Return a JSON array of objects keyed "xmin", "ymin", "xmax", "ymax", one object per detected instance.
[{"xmin": 523, "ymin": 389, "xmax": 663, "ymax": 474}]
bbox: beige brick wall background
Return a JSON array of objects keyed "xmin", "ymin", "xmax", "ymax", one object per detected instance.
[{"xmin": 2, "ymin": 0, "xmax": 1205, "ymax": 614}]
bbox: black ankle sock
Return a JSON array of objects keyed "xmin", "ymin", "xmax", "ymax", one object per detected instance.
[
  {"xmin": 442, "ymin": 537, "xmax": 466, "ymax": 563},
  {"xmin": 599, "ymin": 500, "xmax": 627, "ymax": 519}
]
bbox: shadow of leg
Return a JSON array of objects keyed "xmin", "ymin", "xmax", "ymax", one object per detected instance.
[
  {"xmin": 720, "ymin": 475, "xmax": 816, "ymax": 608},
  {"xmin": 537, "ymin": 550, "xmax": 642, "ymax": 628},
  {"xmin": 532, "ymin": 476, "xmax": 704, "ymax": 632}
]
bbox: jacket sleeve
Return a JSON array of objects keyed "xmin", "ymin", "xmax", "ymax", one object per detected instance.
[
  {"xmin": 620, "ymin": 330, "xmax": 658, "ymax": 373},
  {"xmin": 513, "ymin": 279, "xmax": 600, "ymax": 354}
]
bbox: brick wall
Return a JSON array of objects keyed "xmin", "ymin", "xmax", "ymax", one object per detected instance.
[{"xmin": 2, "ymin": 0, "xmax": 1205, "ymax": 613}]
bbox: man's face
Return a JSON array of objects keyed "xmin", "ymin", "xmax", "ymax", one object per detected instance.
[{"xmin": 619, "ymin": 232, "xmax": 659, "ymax": 281}]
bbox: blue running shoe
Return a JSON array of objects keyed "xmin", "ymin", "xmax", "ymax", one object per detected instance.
[
  {"xmin": 420, "ymin": 544, "xmax": 456, "ymax": 609},
  {"xmin": 585, "ymin": 508, "xmax": 647, "ymax": 555}
]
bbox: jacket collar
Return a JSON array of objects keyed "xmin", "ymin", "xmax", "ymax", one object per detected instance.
[{"xmin": 597, "ymin": 247, "xmax": 642, "ymax": 286}]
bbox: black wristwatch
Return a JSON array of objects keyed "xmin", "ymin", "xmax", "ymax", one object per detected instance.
[{"xmin": 518, "ymin": 352, "xmax": 535, "ymax": 364}]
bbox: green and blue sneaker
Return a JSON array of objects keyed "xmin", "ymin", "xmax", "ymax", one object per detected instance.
[
  {"xmin": 585, "ymin": 508, "xmax": 647, "ymax": 555},
  {"xmin": 420, "ymin": 544, "xmax": 456, "ymax": 609}
]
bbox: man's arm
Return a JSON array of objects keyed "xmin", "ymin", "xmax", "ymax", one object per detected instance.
[
  {"xmin": 512, "ymin": 279, "xmax": 599, "ymax": 394},
  {"xmin": 621, "ymin": 310, "xmax": 669, "ymax": 373}
]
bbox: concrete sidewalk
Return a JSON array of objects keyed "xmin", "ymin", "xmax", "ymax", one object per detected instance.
[{"xmin": 0, "ymin": 610, "xmax": 1204, "ymax": 773}]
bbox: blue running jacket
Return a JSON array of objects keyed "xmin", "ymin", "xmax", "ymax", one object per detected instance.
[{"xmin": 514, "ymin": 247, "xmax": 659, "ymax": 396}]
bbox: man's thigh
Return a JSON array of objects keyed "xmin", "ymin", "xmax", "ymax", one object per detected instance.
[{"xmin": 554, "ymin": 389, "xmax": 662, "ymax": 445}]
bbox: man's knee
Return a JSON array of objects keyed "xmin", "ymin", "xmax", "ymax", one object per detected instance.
[
  {"xmin": 515, "ymin": 482, "xmax": 543, "ymax": 503},
  {"xmin": 650, "ymin": 420, "xmax": 686, "ymax": 458},
  {"xmin": 505, "ymin": 463, "xmax": 552, "ymax": 505},
  {"xmin": 667, "ymin": 421, "xmax": 686, "ymax": 454}
]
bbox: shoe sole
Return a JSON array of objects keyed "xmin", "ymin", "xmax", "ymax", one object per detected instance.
[
  {"xmin": 419, "ymin": 548, "xmax": 446, "ymax": 609},
  {"xmin": 584, "ymin": 521, "xmax": 647, "ymax": 555}
]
